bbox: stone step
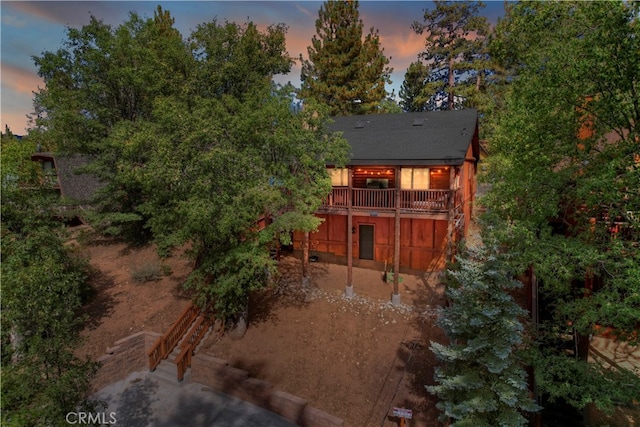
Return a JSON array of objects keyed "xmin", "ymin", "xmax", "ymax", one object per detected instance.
[{"xmin": 151, "ymin": 360, "xmax": 191, "ymax": 385}]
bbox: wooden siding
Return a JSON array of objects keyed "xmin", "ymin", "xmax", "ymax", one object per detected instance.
[{"xmin": 294, "ymin": 215, "xmax": 447, "ymax": 271}]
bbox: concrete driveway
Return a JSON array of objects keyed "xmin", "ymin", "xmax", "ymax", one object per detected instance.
[{"xmin": 90, "ymin": 371, "xmax": 296, "ymax": 427}]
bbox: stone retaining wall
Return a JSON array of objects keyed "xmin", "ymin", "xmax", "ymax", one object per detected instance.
[
  {"xmin": 89, "ymin": 331, "xmax": 161, "ymax": 394},
  {"xmin": 192, "ymin": 352, "xmax": 344, "ymax": 427},
  {"xmin": 90, "ymin": 333, "xmax": 344, "ymax": 426}
]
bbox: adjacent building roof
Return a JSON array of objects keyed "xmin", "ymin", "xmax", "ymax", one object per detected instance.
[
  {"xmin": 55, "ymin": 155, "xmax": 104, "ymax": 203},
  {"xmin": 32, "ymin": 152, "xmax": 104, "ymax": 203},
  {"xmin": 328, "ymin": 109, "xmax": 479, "ymax": 166}
]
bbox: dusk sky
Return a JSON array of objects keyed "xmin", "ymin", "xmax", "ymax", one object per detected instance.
[{"xmin": 1, "ymin": 1, "xmax": 506, "ymax": 135}]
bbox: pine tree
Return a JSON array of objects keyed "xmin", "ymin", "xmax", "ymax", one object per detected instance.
[
  {"xmin": 399, "ymin": 61, "xmax": 430, "ymax": 112},
  {"xmin": 428, "ymin": 242, "xmax": 539, "ymax": 426},
  {"xmin": 300, "ymin": 0, "xmax": 392, "ymax": 115},
  {"xmin": 411, "ymin": 1, "xmax": 489, "ymax": 110}
]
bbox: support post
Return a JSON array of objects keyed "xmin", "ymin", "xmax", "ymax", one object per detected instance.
[
  {"xmin": 445, "ymin": 166, "xmax": 456, "ymax": 263},
  {"xmin": 302, "ymin": 231, "xmax": 310, "ymax": 287},
  {"xmin": 392, "ymin": 167, "xmax": 401, "ymax": 306},
  {"xmin": 346, "ymin": 167, "xmax": 354, "ymax": 298}
]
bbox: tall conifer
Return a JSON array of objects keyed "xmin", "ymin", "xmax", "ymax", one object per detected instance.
[{"xmin": 300, "ymin": 0, "xmax": 392, "ymax": 115}]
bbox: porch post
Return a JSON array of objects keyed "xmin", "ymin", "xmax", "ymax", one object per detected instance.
[
  {"xmin": 346, "ymin": 167, "xmax": 354, "ymax": 298},
  {"xmin": 445, "ymin": 166, "xmax": 456, "ymax": 262},
  {"xmin": 392, "ymin": 166, "xmax": 401, "ymax": 306},
  {"xmin": 302, "ymin": 231, "xmax": 310, "ymax": 286}
]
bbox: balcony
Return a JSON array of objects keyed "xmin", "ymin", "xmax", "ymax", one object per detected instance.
[{"xmin": 320, "ymin": 187, "xmax": 457, "ymax": 215}]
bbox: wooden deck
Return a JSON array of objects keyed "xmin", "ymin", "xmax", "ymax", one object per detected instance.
[{"xmin": 319, "ymin": 188, "xmax": 457, "ymax": 215}]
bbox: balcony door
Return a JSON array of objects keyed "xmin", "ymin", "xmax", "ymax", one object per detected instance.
[{"xmin": 359, "ymin": 224, "xmax": 374, "ymax": 260}]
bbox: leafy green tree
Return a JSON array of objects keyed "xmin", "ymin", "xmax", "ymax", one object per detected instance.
[
  {"xmin": 31, "ymin": 7, "xmax": 192, "ymax": 243},
  {"xmin": 31, "ymin": 9, "xmax": 349, "ymax": 328},
  {"xmin": 428, "ymin": 241, "xmax": 539, "ymax": 426},
  {"xmin": 485, "ymin": 0, "xmax": 640, "ymax": 413},
  {"xmin": 399, "ymin": 61, "xmax": 430, "ymax": 112},
  {"xmin": 300, "ymin": 0, "xmax": 392, "ymax": 115},
  {"xmin": 411, "ymin": 0, "xmax": 490, "ymax": 110},
  {"xmin": 1, "ymin": 133, "xmax": 98, "ymax": 426}
]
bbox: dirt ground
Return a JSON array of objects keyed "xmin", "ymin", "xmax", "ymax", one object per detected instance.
[
  {"xmin": 76, "ymin": 225, "xmax": 448, "ymax": 427},
  {"xmin": 74, "ymin": 227, "xmax": 193, "ymax": 360},
  {"xmin": 202, "ymin": 256, "xmax": 447, "ymax": 427}
]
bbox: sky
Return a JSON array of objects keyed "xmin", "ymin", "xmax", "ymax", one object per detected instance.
[{"xmin": 1, "ymin": 1, "xmax": 506, "ymax": 135}]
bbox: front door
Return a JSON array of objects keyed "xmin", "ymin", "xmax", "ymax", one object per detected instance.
[{"xmin": 359, "ymin": 224, "xmax": 374, "ymax": 260}]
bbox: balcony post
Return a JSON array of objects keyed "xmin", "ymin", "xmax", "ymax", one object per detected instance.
[
  {"xmin": 445, "ymin": 166, "xmax": 456, "ymax": 262},
  {"xmin": 392, "ymin": 167, "xmax": 401, "ymax": 306},
  {"xmin": 346, "ymin": 167, "xmax": 354, "ymax": 298}
]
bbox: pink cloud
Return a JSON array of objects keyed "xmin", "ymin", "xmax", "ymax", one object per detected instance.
[
  {"xmin": 1, "ymin": 63, "xmax": 43, "ymax": 95},
  {"xmin": 1, "ymin": 111, "xmax": 30, "ymax": 135}
]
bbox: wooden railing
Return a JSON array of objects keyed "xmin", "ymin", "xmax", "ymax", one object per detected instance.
[
  {"xmin": 353, "ymin": 188, "xmax": 396, "ymax": 211},
  {"xmin": 320, "ymin": 188, "xmax": 452, "ymax": 213},
  {"xmin": 401, "ymin": 189, "xmax": 449, "ymax": 212},
  {"xmin": 323, "ymin": 187, "xmax": 349, "ymax": 208},
  {"xmin": 148, "ymin": 302, "xmax": 199, "ymax": 371},
  {"xmin": 175, "ymin": 314, "xmax": 213, "ymax": 381}
]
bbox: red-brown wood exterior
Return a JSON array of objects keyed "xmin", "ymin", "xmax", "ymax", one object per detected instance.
[{"xmin": 293, "ymin": 144, "xmax": 477, "ymax": 272}]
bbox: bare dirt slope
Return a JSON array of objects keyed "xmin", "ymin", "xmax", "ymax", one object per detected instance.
[
  {"xmin": 77, "ymin": 226, "xmax": 447, "ymax": 426},
  {"xmin": 201, "ymin": 258, "xmax": 447, "ymax": 427},
  {"xmin": 74, "ymin": 227, "xmax": 192, "ymax": 360}
]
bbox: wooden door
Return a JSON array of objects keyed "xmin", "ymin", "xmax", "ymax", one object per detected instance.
[{"xmin": 359, "ymin": 224, "xmax": 374, "ymax": 260}]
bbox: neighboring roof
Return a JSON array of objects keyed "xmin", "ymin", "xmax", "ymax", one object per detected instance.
[
  {"xmin": 32, "ymin": 152, "xmax": 104, "ymax": 203},
  {"xmin": 54, "ymin": 155, "xmax": 104, "ymax": 203},
  {"xmin": 328, "ymin": 109, "xmax": 479, "ymax": 166}
]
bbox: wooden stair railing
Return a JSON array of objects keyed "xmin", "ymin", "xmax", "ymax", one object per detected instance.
[
  {"xmin": 175, "ymin": 314, "xmax": 214, "ymax": 381},
  {"xmin": 148, "ymin": 302, "xmax": 199, "ymax": 371}
]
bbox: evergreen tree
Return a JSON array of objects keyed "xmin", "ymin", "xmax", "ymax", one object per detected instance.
[
  {"xmin": 411, "ymin": 1, "xmax": 490, "ymax": 110},
  {"xmin": 399, "ymin": 61, "xmax": 430, "ymax": 112},
  {"xmin": 428, "ymin": 242, "xmax": 539, "ymax": 426},
  {"xmin": 300, "ymin": 0, "xmax": 392, "ymax": 115}
]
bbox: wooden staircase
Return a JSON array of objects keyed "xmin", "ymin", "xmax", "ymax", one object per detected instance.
[{"xmin": 147, "ymin": 302, "xmax": 214, "ymax": 382}]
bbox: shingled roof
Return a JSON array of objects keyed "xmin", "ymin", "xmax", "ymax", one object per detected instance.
[
  {"xmin": 32, "ymin": 153, "xmax": 104, "ymax": 203},
  {"xmin": 328, "ymin": 109, "xmax": 479, "ymax": 166},
  {"xmin": 54, "ymin": 155, "xmax": 105, "ymax": 203}
]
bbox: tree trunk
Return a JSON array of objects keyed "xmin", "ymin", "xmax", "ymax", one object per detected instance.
[
  {"xmin": 302, "ymin": 231, "xmax": 310, "ymax": 286},
  {"xmin": 448, "ymin": 56, "xmax": 455, "ymax": 110}
]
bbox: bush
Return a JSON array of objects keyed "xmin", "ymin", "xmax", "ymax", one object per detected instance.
[{"xmin": 131, "ymin": 262, "xmax": 163, "ymax": 283}]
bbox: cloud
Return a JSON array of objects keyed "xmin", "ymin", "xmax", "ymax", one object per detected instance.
[
  {"xmin": 2, "ymin": 14, "xmax": 26, "ymax": 28},
  {"xmin": 1, "ymin": 62, "xmax": 43, "ymax": 95},
  {"xmin": 9, "ymin": 1, "xmax": 115, "ymax": 27},
  {"xmin": 295, "ymin": 3, "xmax": 315, "ymax": 19},
  {"xmin": 1, "ymin": 111, "xmax": 30, "ymax": 135}
]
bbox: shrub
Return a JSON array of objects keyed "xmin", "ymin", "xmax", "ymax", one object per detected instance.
[{"xmin": 131, "ymin": 262, "xmax": 163, "ymax": 283}]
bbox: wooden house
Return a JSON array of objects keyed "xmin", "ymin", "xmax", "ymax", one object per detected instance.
[
  {"xmin": 30, "ymin": 152, "xmax": 104, "ymax": 219},
  {"xmin": 292, "ymin": 109, "xmax": 479, "ymax": 301}
]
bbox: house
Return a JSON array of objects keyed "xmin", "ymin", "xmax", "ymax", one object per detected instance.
[
  {"xmin": 292, "ymin": 109, "xmax": 479, "ymax": 303},
  {"xmin": 30, "ymin": 152, "xmax": 104, "ymax": 217}
]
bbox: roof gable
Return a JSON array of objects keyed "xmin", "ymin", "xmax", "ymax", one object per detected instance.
[{"xmin": 329, "ymin": 109, "xmax": 478, "ymax": 166}]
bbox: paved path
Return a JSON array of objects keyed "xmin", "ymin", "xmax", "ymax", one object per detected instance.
[{"xmin": 90, "ymin": 371, "xmax": 295, "ymax": 427}]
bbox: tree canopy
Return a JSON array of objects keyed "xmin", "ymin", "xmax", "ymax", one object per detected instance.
[
  {"xmin": 30, "ymin": 8, "xmax": 349, "ymax": 323},
  {"xmin": 300, "ymin": 0, "xmax": 392, "ymax": 115},
  {"xmin": 429, "ymin": 242, "xmax": 539, "ymax": 426},
  {"xmin": 485, "ymin": 0, "xmax": 640, "ymax": 412},
  {"xmin": 410, "ymin": 0, "xmax": 490, "ymax": 111},
  {"xmin": 1, "ymin": 132, "xmax": 97, "ymax": 426}
]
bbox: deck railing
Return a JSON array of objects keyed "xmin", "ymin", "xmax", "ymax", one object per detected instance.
[
  {"xmin": 401, "ymin": 189, "xmax": 450, "ymax": 212},
  {"xmin": 321, "ymin": 188, "xmax": 452, "ymax": 213},
  {"xmin": 175, "ymin": 314, "xmax": 213, "ymax": 381},
  {"xmin": 148, "ymin": 302, "xmax": 199, "ymax": 371}
]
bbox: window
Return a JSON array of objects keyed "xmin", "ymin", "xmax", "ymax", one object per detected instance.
[
  {"xmin": 329, "ymin": 168, "xmax": 349, "ymax": 186},
  {"xmin": 400, "ymin": 168, "xmax": 430, "ymax": 189}
]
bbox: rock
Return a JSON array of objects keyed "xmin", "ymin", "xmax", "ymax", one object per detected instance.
[{"xmin": 228, "ymin": 316, "xmax": 247, "ymax": 340}]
